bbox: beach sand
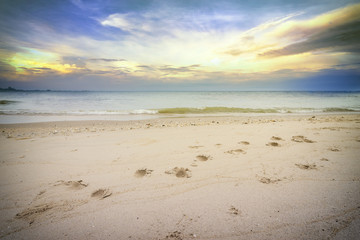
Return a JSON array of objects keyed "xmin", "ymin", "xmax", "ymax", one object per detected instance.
[{"xmin": 0, "ymin": 114, "xmax": 359, "ymax": 239}]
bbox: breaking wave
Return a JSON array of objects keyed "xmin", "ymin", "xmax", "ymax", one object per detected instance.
[{"xmin": 0, "ymin": 107, "xmax": 358, "ymax": 116}]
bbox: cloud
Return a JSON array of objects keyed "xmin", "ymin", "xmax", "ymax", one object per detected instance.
[
  {"xmin": 0, "ymin": 61, "xmax": 16, "ymax": 73},
  {"xmin": 100, "ymin": 13, "xmax": 155, "ymax": 32},
  {"xmin": 18, "ymin": 67, "xmax": 56, "ymax": 74},
  {"xmin": 159, "ymin": 64, "xmax": 200, "ymax": 73},
  {"xmin": 2, "ymin": 1, "xmax": 359, "ymax": 90},
  {"xmin": 333, "ymin": 62, "xmax": 360, "ymax": 68},
  {"xmin": 62, "ymin": 56, "xmax": 87, "ymax": 68},
  {"xmin": 259, "ymin": 20, "xmax": 360, "ymax": 58},
  {"xmin": 88, "ymin": 58, "xmax": 126, "ymax": 62},
  {"xmin": 3, "ymin": 66, "xmax": 358, "ymax": 91},
  {"xmin": 0, "ymin": 61, "xmax": 17, "ymax": 82},
  {"xmin": 99, "ymin": 8, "xmax": 247, "ymax": 36},
  {"xmin": 135, "ymin": 65, "xmax": 157, "ymax": 73},
  {"xmin": 258, "ymin": 3, "xmax": 360, "ymax": 58},
  {"xmin": 222, "ymin": 12, "xmax": 304, "ymax": 57},
  {"xmin": 270, "ymin": 3, "xmax": 360, "ymax": 40},
  {"xmin": 70, "ymin": 0, "xmax": 85, "ymax": 9},
  {"xmin": 101, "ymin": 13, "xmax": 138, "ymax": 32}
]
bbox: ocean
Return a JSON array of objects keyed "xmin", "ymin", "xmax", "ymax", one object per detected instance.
[{"xmin": 0, "ymin": 91, "xmax": 359, "ymax": 123}]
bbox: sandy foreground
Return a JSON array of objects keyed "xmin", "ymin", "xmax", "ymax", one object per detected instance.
[{"xmin": 0, "ymin": 114, "xmax": 359, "ymax": 240}]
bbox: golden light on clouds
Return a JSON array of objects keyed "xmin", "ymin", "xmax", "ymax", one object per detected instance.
[
  {"xmin": 1, "ymin": 1, "xmax": 359, "ymax": 89},
  {"xmin": 8, "ymin": 48, "xmax": 82, "ymax": 75}
]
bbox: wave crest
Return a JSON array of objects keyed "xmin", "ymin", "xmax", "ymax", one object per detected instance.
[{"xmin": 157, "ymin": 107, "xmax": 278, "ymax": 114}]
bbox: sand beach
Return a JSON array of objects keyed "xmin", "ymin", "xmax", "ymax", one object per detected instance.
[{"xmin": 0, "ymin": 114, "xmax": 359, "ymax": 239}]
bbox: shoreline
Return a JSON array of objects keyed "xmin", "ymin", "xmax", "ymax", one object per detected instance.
[
  {"xmin": 1, "ymin": 113, "xmax": 359, "ymax": 239},
  {"xmin": 1, "ymin": 111, "xmax": 359, "ymax": 125},
  {"xmin": 1, "ymin": 114, "xmax": 359, "ymax": 139}
]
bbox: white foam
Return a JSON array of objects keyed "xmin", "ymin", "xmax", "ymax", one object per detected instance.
[{"xmin": 130, "ymin": 109, "xmax": 158, "ymax": 114}]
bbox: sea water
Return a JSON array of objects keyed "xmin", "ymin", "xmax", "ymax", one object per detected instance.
[{"xmin": 0, "ymin": 91, "xmax": 359, "ymax": 123}]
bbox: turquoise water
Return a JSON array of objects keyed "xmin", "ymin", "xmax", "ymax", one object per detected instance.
[{"xmin": 0, "ymin": 91, "xmax": 359, "ymax": 123}]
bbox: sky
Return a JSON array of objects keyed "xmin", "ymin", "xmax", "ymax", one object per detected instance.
[{"xmin": 0, "ymin": 0, "xmax": 359, "ymax": 91}]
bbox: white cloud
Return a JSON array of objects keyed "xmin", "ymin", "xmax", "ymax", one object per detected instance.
[
  {"xmin": 101, "ymin": 13, "xmax": 150, "ymax": 32},
  {"xmin": 99, "ymin": 9, "xmax": 246, "ymax": 35},
  {"xmin": 70, "ymin": 0, "xmax": 86, "ymax": 10}
]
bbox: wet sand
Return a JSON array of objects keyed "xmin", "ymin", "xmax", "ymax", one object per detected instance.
[{"xmin": 0, "ymin": 114, "xmax": 359, "ymax": 239}]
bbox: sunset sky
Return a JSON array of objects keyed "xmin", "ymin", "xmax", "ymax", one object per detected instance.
[{"xmin": 0, "ymin": 0, "xmax": 359, "ymax": 91}]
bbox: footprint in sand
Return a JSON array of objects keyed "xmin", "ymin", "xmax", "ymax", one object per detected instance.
[
  {"xmin": 225, "ymin": 149, "xmax": 246, "ymax": 154},
  {"xmin": 329, "ymin": 147, "xmax": 340, "ymax": 152},
  {"xmin": 165, "ymin": 167, "xmax": 192, "ymax": 178},
  {"xmin": 15, "ymin": 203, "xmax": 55, "ymax": 224},
  {"xmin": 16, "ymin": 180, "xmax": 90, "ymax": 224},
  {"xmin": 239, "ymin": 141, "xmax": 250, "ymax": 145},
  {"xmin": 134, "ymin": 168, "xmax": 153, "ymax": 178},
  {"xmin": 91, "ymin": 189, "xmax": 112, "ymax": 199},
  {"xmin": 54, "ymin": 180, "xmax": 88, "ymax": 190},
  {"xmin": 271, "ymin": 136, "xmax": 283, "ymax": 141},
  {"xmin": 258, "ymin": 177, "xmax": 281, "ymax": 184},
  {"xmin": 266, "ymin": 142, "xmax": 280, "ymax": 147},
  {"xmin": 291, "ymin": 135, "xmax": 316, "ymax": 143},
  {"xmin": 37, "ymin": 190, "xmax": 46, "ymax": 196},
  {"xmin": 196, "ymin": 155, "xmax": 211, "ymax": 161},
  {"xmin": 295, "ymin": 163, "xmax": 317, "ymax": 170},
  {"xmin": 189, "ymin": 145, "xmax": 204, "ymax": 149},
  {"xmin": 166, "ymin": 231, "xmax": 183, "ymax": 240},
  {"xmin": 228, "ymin": 206, "xmax": 241, "ymax": 215}
]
